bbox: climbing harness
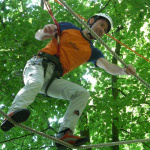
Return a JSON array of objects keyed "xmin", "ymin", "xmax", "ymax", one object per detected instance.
[
  {"xmin": 36, "ymin": 0, "xmax": 64, "ymax": 96},
  {"xmin": 38, "ymin": 52, "xmax": 63, "ymax": 76},
  {"xmin": 58, "ymin": 0, "xmax": 150, "ymax": 90},
  {"xmin": 38, "ymin": 52, "xmax": 63, "ymax": 96}
]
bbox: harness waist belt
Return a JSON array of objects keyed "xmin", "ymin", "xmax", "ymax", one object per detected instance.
[{"xmin": 38, "ymin": 52, "xmax": 63, "ymax": 77}]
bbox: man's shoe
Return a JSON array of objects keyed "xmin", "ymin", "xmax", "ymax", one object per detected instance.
[
  {"xmin": 55, "ymin": 128, "xmax": 89, "ymax": 149},
  {"xmin": 1, "ymin": 109, "xmax": 30, "ymax": 131}
]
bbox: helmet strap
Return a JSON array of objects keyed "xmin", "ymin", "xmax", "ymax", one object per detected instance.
[
  {"xmin": 88, "ymin": 17, "xmax": 97, "ymax": 40},
  {"xmin": 88, "ymin": 32, "xmax": 96, "ymax": 40},
  {"xmin": 89, "ymin": 18, "xmax": 95, "ymax": 25}
]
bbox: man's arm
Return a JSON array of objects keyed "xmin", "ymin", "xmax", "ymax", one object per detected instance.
[
  {"xmin": 96, "ymin": 58, "xmax": 136, "ymax": 75},
  {"xmin": 35, "ymin": 24, "xmax": 57, "ymax": 41}
]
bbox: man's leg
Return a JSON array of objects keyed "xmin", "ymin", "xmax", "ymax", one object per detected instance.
[
  {"xmin": 8, "ymin": 58, "xmax": 45, "ymax": 114},
  {"xmin": 40, "ymin": 78, "xmax": 90, "ymax": 132},
  {"xmin": 1, "ymin": 57, "xmax": 45, "ymax": 131},
  {"xmin": 40, "ymin": 78, "xmax": 90, "ymax": 147}
]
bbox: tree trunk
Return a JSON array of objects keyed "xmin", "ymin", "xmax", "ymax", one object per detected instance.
[
  {"xmin": 80, "ymin": 113, "xmax": 92, "ymax": 150},
  {"xmin": 41, "ymin": 0, "xmax": 44, "ymax": 9},
  {"xmin": 111, "ymin": 38, "xmax": 121, "ymax": 150}
]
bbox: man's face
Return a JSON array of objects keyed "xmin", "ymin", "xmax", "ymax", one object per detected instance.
[{"xmin": 91, "ymin": 19, "xmax": 109, "ymax": 38}]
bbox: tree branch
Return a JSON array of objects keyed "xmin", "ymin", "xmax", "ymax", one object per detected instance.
[
  {"xmin": 0, "ymin": 127, "xmax": 53, "ymax": 144},
  {"xmin": 118, "ymin": 89, "xmax": 127, "ymax": 97},
  {"xmin": 143, "ymin": 143, "xmax": 150, "ymax": 148},
  {"xmin": 98, "ymin": 0, "xmax": 111, "ymax": 13},
  {"xmin": 145, "ymin": 2, "xmax": 150, "ymax": 8},
  {"xmin": 116, "ymin": 25, "xmax": 124, "ymax": 32},
  {"xmin": 0, "ymin": 16, "xmax": 6, "ymax": 28}
]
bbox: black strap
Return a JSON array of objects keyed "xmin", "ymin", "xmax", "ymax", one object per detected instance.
[
  {"xmin": 45, "ymin": 70, "xmax": 59, "ymax": 96},
  {"xmin": 39, "ymin": 52, "xmax": 63, "ymax": 96},
  {"xmin": 38, "ymin": 52, "xmax": 63, "ymax": 77},
  {"xmin": 42, "ymin": 58, "xmax": 48, "ymax": 78}
]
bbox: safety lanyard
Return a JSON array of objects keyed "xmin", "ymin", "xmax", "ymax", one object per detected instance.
[{"xmin": 43, "ymin": 0, "xmax": 60, "ymax": 57}]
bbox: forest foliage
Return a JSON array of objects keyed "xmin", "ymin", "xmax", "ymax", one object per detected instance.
[{"xmin": 0, "ymin": 0, "xmax": 150, "ymax": 149}]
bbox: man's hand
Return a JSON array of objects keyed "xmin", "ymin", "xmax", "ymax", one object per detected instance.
[
  {"xmin": 35, "ymin": 24, "xmax": 57, "ymax": 41},
  {"xmin": 43, "ymin": 24, "xmax": 57, "ymax": 37},
  {"xmin": 96, "ymin": 58, "xmax": 136, "ymax": 76},
  {"xmin": 124, "ymin": 64, "xmax": 136, "ymax": 75}
]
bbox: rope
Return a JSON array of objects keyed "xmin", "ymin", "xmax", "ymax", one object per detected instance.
[
  {"xmin": 1, "ymin": 109, "xmax": 150, "ymax": 149},
  {"xmin": 43, "ymin": 0, "xmax": 60, "ymax": 57},
  {"xmin": 0, "ymin": 109, "xmax": 73, "ymax": 149},
  {"xmin": 1, "ymin": 1, "xmax": 150, "ymax": 149},
  {"xmin": 76, "ymin": 138, "xmax": 150, "ymax": 149},
  {"xmin": 107, "ymin": 34, "xmax": 150, "ymax": 63},
  {"xmin": 54, "ymin": 0, "xmax": 150, "ymax": 63},
  {"xmin": 58, "ymin": 0, "xmax": 150, "ymax": 90}
]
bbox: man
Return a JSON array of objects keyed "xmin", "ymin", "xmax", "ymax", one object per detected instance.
[{"xmin": 1, "ymin": 13, "xmax": 136, "ymax": 148}]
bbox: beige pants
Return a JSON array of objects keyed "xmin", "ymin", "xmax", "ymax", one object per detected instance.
[{"xmin": 8, "ymin": 56, "xmax": 90, "ymax": 132}]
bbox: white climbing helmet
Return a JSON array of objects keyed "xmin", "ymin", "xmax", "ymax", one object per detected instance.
[{"xmin": 87, "ymin": 13, "xmax": 113, "ymax": 33}]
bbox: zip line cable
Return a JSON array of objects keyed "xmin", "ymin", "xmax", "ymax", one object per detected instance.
[{"xmin": 54, "ymin": 0, "xmax": 150, "ymax": 63}]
